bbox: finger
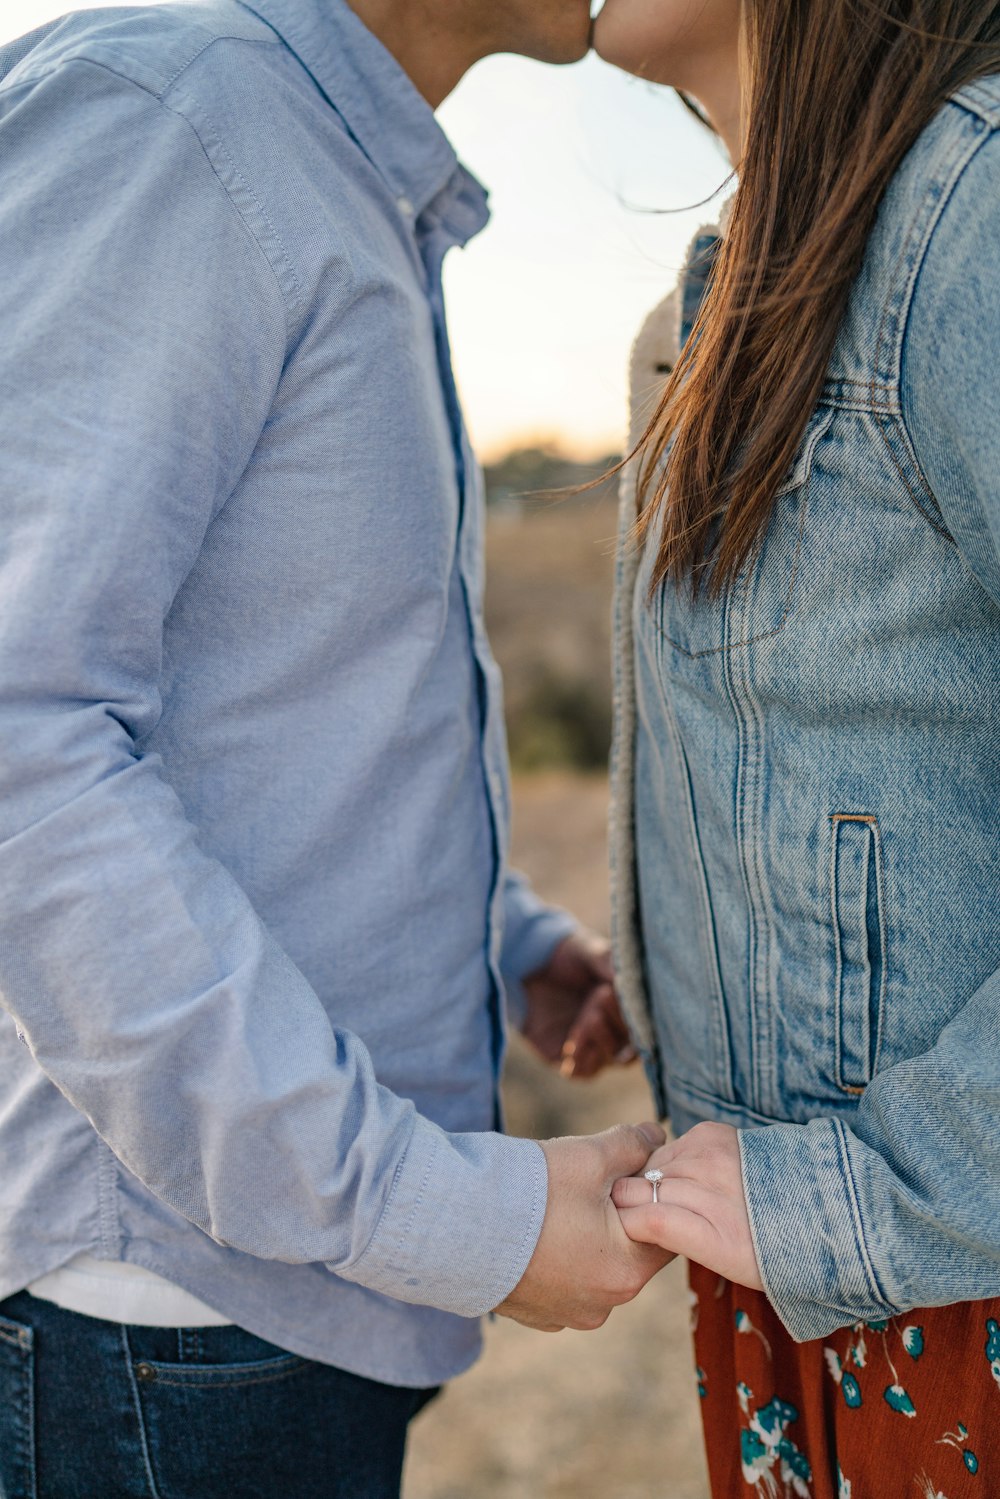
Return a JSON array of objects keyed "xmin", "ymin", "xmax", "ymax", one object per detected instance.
[
  {"xmin": 612, "ymin": 1174, "xmax": 663, "ymax": 1210},
  {"xmin": 597, "ymin": 1121, "xmax": 666, "ymax": 1182},
  {"xmin": 561, "ymin": 985, "xmax": 631, "ymax": 1073},
  {"xmin": 586, "ymin": 945, "xmax": 615, "ymax": 984},
  {"xmin": 631, "ymin": 1137, "xmax": 685, "ymax": 1177},
  {"xmin": 496, "ymin": 1310, "xmax": 566, "ymax": 1334},
  {"xmin": 614, "ymin": 1171, "xmax": 723, "ymax": 1218},
  {"xmin": 588, "ymin": 982, "xmax": 633, "ymax": 1050},
  {"xmin": 562, "ymin": 1007, "xmax": 622, "ymax": 1079},
  {"xmin": 617, "ymin": 1200, "xmax": 718, "ymax": 1263},
  {"xmin": 632, "ymin": 1130, "xmax": 737, "ymax": 1189}
]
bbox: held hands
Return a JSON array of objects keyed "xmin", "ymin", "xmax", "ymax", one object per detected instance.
[
  {"xmin": 496, "ymin": 1122, "xmax": 673, "ymax": 1332},
  {"xmin": 521, "ymin": 930, "xmax": 637, "ymax": 1079},
  {"xmin": 612, "ymin": 1123, "xmax": 765, "ymax": 1292}
]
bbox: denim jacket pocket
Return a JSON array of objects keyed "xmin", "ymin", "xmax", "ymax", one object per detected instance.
[
  {"xmin": 829, "ymin": 813, "xmax": 887, "ymax": 1094},
  {"xmin": 0, "ymin": 1310, "xmax": 36, "ymax": 1499},
  {"xmin": 654, "ymin": 405, "xmax": 835, "ymax": 661}
]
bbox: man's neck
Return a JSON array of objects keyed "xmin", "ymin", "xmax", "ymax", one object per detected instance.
[{"xmin": 343, "ymin": 0, "xmax": 484, "ymax": 108}]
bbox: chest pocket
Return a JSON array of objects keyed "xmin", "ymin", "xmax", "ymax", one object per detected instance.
[{"xmin": 651, "ymin": 405, "xmax": 835, "ymax": 661}]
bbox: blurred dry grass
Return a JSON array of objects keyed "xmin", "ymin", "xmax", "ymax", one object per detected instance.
[
  {"xmin": 403, "ymin": 483, "xmax": 709, "ymax": 1499},
  {"xmin": 484, "ymin": 473, "xmax": 618, "ymax": 773}
]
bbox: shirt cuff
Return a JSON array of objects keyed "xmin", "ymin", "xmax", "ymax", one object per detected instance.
[
  {"xmin": 739, "ymin": 1117, "xmax": 894, "ymax": 1342},
  {"xmin": 336, "ymin": 1115, "xmax": 548, "ymax": 1318}
]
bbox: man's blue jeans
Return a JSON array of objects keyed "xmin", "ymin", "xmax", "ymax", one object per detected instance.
[{"xmin": 0, "ymin": 1292, "xmax": 438, "ymax": 1498}]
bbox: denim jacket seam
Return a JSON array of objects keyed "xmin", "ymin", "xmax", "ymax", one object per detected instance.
[
  {"xmin": 875, "ymin": 412, "xmax": 955, "ymax": 541},
  {"xmin": 897, "ymin": 122, "xmax": 999, "ymax": 520},
  {"xmin": 884, "ymin": 112, "xmax": 995, "ymax": 413},
  {"xmin": 833, "ymin": 1118, "xmax": 891, "ymax": 1310}
]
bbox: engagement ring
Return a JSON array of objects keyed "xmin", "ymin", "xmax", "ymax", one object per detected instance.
[{"xmin": 644, "ymin": 1168, "xmax": 664, "ymax": 1204}]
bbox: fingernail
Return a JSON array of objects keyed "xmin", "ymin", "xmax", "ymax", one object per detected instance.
[
  {"xmin": 559, "ymin": 1056, "xmax": 576, "ymax": 1078},
  {"xmin": 562, "ymin": 1040, "xmax": 577, "ymax": 1058}
]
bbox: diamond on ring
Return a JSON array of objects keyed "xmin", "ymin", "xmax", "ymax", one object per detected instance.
[{"xmin": 644, "ymin": 1168, "xmax": 664, "ymax": 1204}]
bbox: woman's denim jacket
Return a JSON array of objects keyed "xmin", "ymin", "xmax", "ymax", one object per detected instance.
[{"xmin": 611, "ymin": 78, "xmax": 1000, "ymax": 1342}]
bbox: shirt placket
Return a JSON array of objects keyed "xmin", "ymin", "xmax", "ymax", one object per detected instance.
[{"xmin": 418, "ymin": 214, "xmax": 509, "ymax": 1087}]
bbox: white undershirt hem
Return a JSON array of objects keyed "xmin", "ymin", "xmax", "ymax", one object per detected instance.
[{"xmin": 27, "ymin": 1253, "xmax": 233, "ymax": 1327}]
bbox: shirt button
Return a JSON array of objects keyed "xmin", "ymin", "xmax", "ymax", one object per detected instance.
[{"xmin": 397, "ymin": 195, "xmax": 414, "ymax": 217}]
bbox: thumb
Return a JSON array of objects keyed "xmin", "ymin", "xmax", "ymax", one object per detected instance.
[{"xmin": 598, "ymin": 1121, "xmax": 666, "ymax": 1182}]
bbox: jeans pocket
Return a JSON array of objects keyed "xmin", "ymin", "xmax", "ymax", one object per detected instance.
[
  {"xmin": 128, "ymin": 1330, "xmax": 317, "ymax": 1499},
  {"xmin": 0, "ymin": 1311, "xmax": 36, "ymax": 1499},
  {"xmin": 829, "ymin": 812, "xmax": 887, "ymax": 1094}
]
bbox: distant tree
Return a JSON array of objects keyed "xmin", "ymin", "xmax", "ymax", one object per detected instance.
[{"xmin": 483, "ymin": 445, "xmax": 620, "ymax": 509}]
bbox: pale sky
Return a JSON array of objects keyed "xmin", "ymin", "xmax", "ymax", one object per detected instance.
[{"xmin": 1, "ymin": 1, "xmax": 729, "ymax": 457}]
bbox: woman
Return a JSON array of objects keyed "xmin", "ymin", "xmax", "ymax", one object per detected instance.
[{"xmin": 593, "ymin": 1, "xmax": 1000, "ymax": 1494}]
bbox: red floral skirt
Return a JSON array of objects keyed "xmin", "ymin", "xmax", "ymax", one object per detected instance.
[{"xmin": 689, "ymin": 1260, "xmax": 1000, "ymax": 1498}]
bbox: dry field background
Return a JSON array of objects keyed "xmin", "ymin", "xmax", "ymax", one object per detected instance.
[{"xmin": 403, "ymin": 481, "xmax": 710, "ymax": 1499}]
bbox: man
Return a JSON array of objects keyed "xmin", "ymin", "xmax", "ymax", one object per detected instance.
[{"xmin": 0, "ymin": 1, "xmax": 667, "ymax": 1492}]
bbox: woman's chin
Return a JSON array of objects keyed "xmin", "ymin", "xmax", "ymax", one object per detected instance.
[{"xmin": 591, "ymin": 10, "xmax": 668, "ymax": 81}]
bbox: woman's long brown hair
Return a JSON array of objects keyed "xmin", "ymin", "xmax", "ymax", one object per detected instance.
[{"xmin": 638, "ymin": 0, "xmax": 1000, "ymax": 597}]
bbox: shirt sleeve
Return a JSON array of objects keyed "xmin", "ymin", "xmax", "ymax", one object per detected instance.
[
  {"xmin": 738, "ymin": 124, "xmax": 1000, "ymax": 1342},
  {"xmin": 0, "ymin": 58, "xmax": 546, "ymax": 1319},
  {"xmin": 500, "ymin": 870, "xmax": 577, "ymax": 1029}
]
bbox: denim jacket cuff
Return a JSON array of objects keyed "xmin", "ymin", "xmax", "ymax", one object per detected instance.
[
  {"xmin": 335, "ymin": 1117, "xmax": 548, "ymax": 1318},
  {"xmin": 739, "ymin": 1117, "xmax": 894, "ymax": 1342}
]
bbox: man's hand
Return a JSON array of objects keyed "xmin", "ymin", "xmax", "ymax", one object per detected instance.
[
  {"xmin": 611, "ymin": 1123, "xmax": 765, "ymax": 1291},
  {"xmin": 496, "ymin": 1122, "xmax": 672, "ymax": 1332},
  {"xmin": 521, "ymin": 930, "xmax": 637, "ymax": 1079}
]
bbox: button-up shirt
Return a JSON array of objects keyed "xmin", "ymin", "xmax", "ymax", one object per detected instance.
[{"xmin": 0, "ymin": 0, "xmax": 568, "ymax": 1386}]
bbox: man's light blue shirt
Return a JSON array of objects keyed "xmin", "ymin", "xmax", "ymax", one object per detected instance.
[{"xmin": 0, "ymin": 0, "xmax": 567, "ymax": 1386}]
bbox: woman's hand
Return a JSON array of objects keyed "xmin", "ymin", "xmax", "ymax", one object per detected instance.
[{"xmin": 612, "ymin": 1122, "xmax": 765, "ymax": 1291}]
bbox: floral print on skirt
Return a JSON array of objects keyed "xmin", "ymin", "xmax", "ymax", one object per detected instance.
[{"xmin": 689, "ymin": 1261, "xmax": 1000, "ymax": 1499}]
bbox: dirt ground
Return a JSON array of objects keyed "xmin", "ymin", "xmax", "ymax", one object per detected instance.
[{"xmin": 404, "ymin": 773, "xmax": 710, "ymax": 1499}]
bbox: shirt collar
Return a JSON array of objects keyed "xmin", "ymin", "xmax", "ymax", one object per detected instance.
[{"xmin": 237, "ymin": 0, "xmax": 489, "ymax": 237}]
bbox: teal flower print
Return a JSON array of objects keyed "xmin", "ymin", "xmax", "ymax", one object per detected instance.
[
  {"xmin": 735, "ymin": 1307, "xmax": 773, "ymax": 1360},
  {"xmin": 842, "ymin": 1374, "xmax": 863, "ymax": 1409},
  {"xmin": 779, "ymin": 1437, "xmax": 813, "ymax": 1487},
  {"xmin": 741, "ymin": 1427, "xmax": 770, "ymax": 1482},
  {"xmin": 740, "ymin": 1397, "xmax": 813, "ymax": 1497},
  {"xmin": 696, "ymin": 1366, "xmax": 707, "ymax": 1399},
  {"xmin": 837, "ymin": 1470, "xmax": 852, "ymax": 1499},
  {"xmin": 846, "ymin": 1326, "xmax": 869, "ymax": 1369},
  {"xmin": 884, "ymin": 1383, "xmax": 917, "ymax": 1417},
  {"xmin": 737, "ymin": 1381, "xmax": 753, "ymax": 1416},
  {"xmin": 986, "ymin": 1319, "xmax": 1000, "ymax": 1391},
  {"xmin": 938, "ymin": 1423, "xmax": 978, "ymax": 1476},
  {"xmin": 823, "ymin": 1345, "xmax": 862, "ymax": 1407},
  {"xmin": 902, "ymin": 1326, "xmax": 924, "ymax": 1359}
]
